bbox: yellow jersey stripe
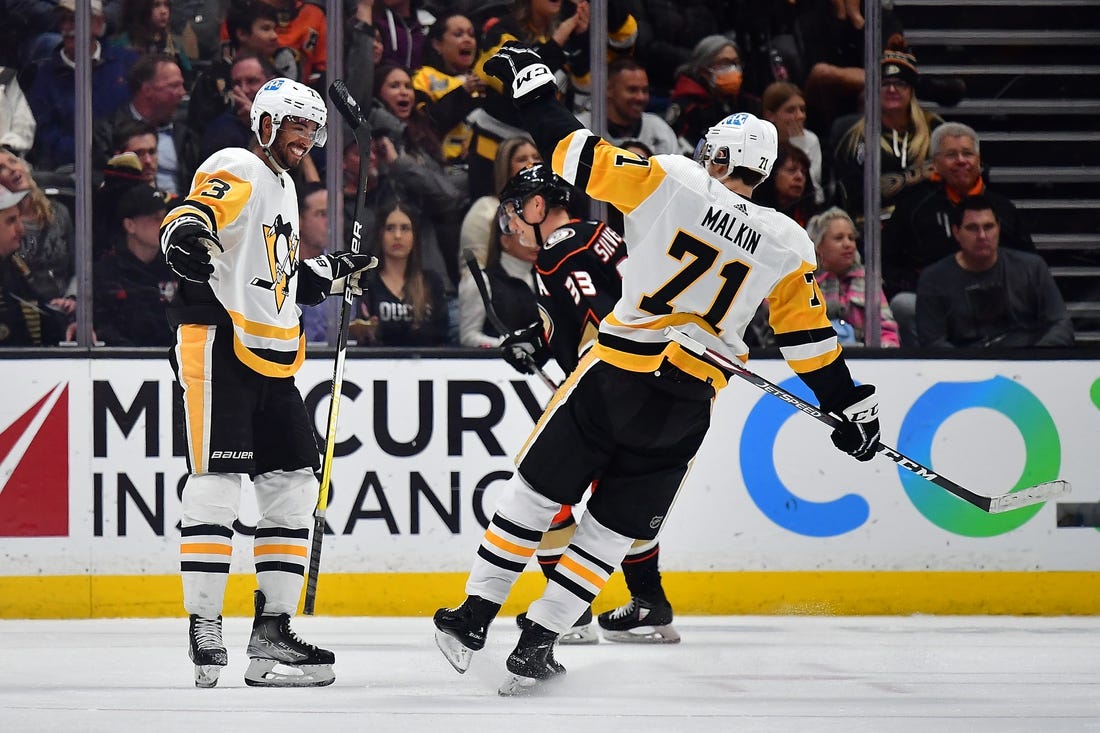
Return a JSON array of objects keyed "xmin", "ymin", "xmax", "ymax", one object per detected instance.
[
  {"xmin": 232, "ymin": 336, "xmax": 305, "ymax": 379},
  {"xmin": 226, "ymin": 309, "xmax": 301, "ymax": 340}
]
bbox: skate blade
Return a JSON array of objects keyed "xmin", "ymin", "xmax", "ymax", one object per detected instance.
[
  {"xmin": 600, "ymin": 624, "xmax": 681, "ymax": 644},
  {"xmin": 435, "ymin": 629, "xmax": 474, "ymax": 674},
  {"xmin": 194, "ymin": 664, "xmax": 224, "ymax": 688},
  {"xmin": 243, "ymin": 658, "xmax": 335, "ymax": 687},
  {"xmin": 498, "ymin": 672, "xmax": 556, "ymax": 697},
  {"xmin": 558, "ymin": 623, "xmax": 599, "ymax": 645}
]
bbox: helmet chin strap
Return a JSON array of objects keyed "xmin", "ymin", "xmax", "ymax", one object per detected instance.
[
  {"xmin": 262, "ymin": 144, "xmax": 289, "ymax": 174},
  {"xmin": 519, "ymin": 196, "xmax": 550, "ymax": 249}
]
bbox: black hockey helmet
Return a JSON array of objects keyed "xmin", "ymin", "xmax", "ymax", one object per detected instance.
[{"xmin": 499, "ymin": 163, "xmax": 573, "ymax": 211}]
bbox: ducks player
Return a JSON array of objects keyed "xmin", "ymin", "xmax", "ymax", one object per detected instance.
[
  {"xmin": 434, "ymin": 43, "xmax": 882, "ymax": 696},
  {"xmin": 160, "ymin": 78, "xmax": 376, "ymax": 688},
  {"xmin": 496, "ymin": 163, "xmax": 680, "ymax": 645}
]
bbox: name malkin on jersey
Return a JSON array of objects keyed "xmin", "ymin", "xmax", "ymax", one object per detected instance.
[{"xmin": 701, "ymin": 206, "xmax": 761, "ymax": 255}]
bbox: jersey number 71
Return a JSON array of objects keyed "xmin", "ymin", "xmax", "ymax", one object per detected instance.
[{"xmin": 639, "ymin": 231, "xmax": 750, "ymax": 334}]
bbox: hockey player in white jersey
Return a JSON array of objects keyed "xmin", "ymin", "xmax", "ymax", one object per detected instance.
[
  {"xmin": 160, "ymin": 78, "xmax": 376, "ymax": 688},
  {"xmin": 434, "ymin": 44, "xmax": 881, "ymax": 695}
]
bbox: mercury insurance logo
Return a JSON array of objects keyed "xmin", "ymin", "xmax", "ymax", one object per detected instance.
[{"xmin": 0, "ymin": 384, "xmax": 69, "ymax": 536}]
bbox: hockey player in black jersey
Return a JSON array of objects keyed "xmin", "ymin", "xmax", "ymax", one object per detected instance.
[
  {"xmin": 436, "ymin": 43, "xmax": 881, "ymax": 696},
  {"xmin": 496, "ymin": 163, "xmax": 680, "ymax": 644}
]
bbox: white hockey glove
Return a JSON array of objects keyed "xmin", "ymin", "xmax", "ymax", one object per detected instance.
[
  {"xmin": 828, "ymin": 383, "xmax": 881, "ymax": 462},
  {"xmin": 161, "ymin": 217, "xmax": 220, "ymax": 283},
  {"xmin": 483, "ymin": 42, "xmax": 557, "ymax": 107},
  {"xmin": 297, "ymin": 252, "xmax": 378, "ymax": 306}
]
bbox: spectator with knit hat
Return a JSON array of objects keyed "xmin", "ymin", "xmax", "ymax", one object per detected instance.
[{"xmin": 832, "ymin": 43, "xmax": 943, "ymax": 223}]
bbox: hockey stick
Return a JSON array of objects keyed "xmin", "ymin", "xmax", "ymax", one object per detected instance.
[
  {"xmin": 663, "ymin": 327, "xmax": 1071, "ymax": 514},
  {"xmin": 462, "ymin": 249, "xmax": 560, "ymax": 391},
  {"xmin": 303, "ymin": 80, "xmax": 373, "ymax": 615}
]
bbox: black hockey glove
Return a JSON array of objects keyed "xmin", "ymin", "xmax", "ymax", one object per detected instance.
[
  {"xmin": 499, "ymin": 321, "xmax": 549, "ymax": 375},
  {"xmin": 828, "ymin": 383, "xmax": 881, "ymax": 462},
  {"xmin": 483, "ymin": 42, "xmax": 558, "ymax": 107},
  {"xmin": 297, "ymin": 251, "xmax": 378, "ymax": 306},
  {"xmin": 162, "ymin": 218, "xmax": 219, "ymax": 283}
]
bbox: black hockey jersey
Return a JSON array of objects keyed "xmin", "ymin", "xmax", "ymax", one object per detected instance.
[{"xmin": 536, "ymin": 219, "xmax": 627, "ymax": 373}]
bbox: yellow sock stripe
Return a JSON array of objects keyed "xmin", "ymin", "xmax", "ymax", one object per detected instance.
[
  {"xmin": 180, "ymin": 542, "xmax": 233, "ymax": 555},
  {"xmin": 254, "ymin": 544, "xmax": 308, "ymax": 557},
  {"xmin": 485, "ymin": 529, "xmax": 537, "ymax": 559},
  {"xmin": 558, "ymin": 555, "xmax": 607, "ymax": 590}
]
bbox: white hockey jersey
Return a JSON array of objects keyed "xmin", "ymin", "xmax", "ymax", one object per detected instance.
[
  {"xmin": 551, "ymin": 129, "xmax": 840, "ymax": 390},
  {"xmin": 162, "ymin": 147, "xmax": 305, "ymax": 378}
]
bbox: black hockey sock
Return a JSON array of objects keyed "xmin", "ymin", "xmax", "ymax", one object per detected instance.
[
  {"xmin": 537, "ymin": 554, "xmax": 562, "ymax": 582},
  {"xmin": 620, "ymin": 545, "xmax": 668, "ymax": 605}
]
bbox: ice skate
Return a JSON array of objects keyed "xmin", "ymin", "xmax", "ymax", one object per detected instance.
[
  {"xmin": 188, "ymin": 614, "xmax": 227, "ymax": 688},
  {"xmin": 244, "ymin": 591, "xmax": 335, "ymax": 687},
  {"xmin": 433, "ymin": 595, "xmax": 500, "ymax": 674},
  {"xmin": 597, "ymin": 596, "xmax": 680, "ymax": 644},
  {"xmin": 516, "ymin": 606, "xmax": 598, "ymax": 645},
  {"xmin": 498, "ymin": 617, "xmax": 565, "ymax": 696}
]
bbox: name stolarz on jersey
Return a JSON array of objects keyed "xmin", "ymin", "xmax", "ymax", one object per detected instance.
[{"xmin": 701, "ymin": 206, "xmax": 761, "ymax": 255}]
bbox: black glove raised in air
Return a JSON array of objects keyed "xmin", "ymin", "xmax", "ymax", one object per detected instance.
[
  {"xmin": 499, "ymin": 321, "xmax": 549, "ymax": 375},
  {"xmin": 162, "ymin": 218, "xmax": 219, "ymax": 283},
  {"xmin": 483, "ymin": 42, "xmax": 558, "ymax": 107},
  {"xmin": 827, "ymin": 383, "xmax": 881, "ymax": 462}
]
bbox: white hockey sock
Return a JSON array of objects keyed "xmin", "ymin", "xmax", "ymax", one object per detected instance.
[
  {"xmin": 254, "ymin": 468, "xmax": 315, "ymax": 615},
  {"xmin": 527, "ymin": 512, "xmax": 633, "ymax": 634},
  {"xmin": 465, "ymin": 472, "xmax": 560, "ymax": 604}
]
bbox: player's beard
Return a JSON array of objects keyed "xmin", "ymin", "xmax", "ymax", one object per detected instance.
[{"xmin": 272, "ymin": 137, "xmax": 312, "ymax": 171}]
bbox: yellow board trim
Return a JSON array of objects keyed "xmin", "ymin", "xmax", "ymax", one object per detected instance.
[{"xmin": 3, "ymin": 572, "xmax": 1099, "ymax": 618}]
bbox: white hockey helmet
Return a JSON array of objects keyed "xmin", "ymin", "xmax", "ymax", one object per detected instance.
[
  {"xmin": 693, "ymin": 112, "xmax": 778, "ymax": 181},
  {"xmin": 250, "ymin": 78, "xmax": 328, "ymax": 149}
]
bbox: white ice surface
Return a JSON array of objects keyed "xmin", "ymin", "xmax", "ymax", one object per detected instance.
[{"xmin": 1, "ymin": 615, "xmax": 1098, "ymax": 733}]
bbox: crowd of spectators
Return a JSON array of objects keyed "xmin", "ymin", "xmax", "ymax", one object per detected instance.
[{"xmin": 0, "ymin": 0, "xmax": 1075, "ymax": 351}]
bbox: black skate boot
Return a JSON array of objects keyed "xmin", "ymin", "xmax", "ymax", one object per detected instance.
[
  {"xmin": 433, "ymin": 595, "xmax": 501, "ymax": 674},
  {"xmin": 597, "ymin": 596, "xmax": 680, "ymax": 644},
  {"xmin": 188, "ymin": 615, "xmax": 228, "ymax": 688},
  {"xmin": 244, "ymin": 590, "xmax": 335, "ymax": 687},
  {"xmin": 498, "ymin": 617, "xmax": 565, "ymax": 696},
  {"xmin": 516, "ymin": 606, "xmax": 598, "ymax": 645}
]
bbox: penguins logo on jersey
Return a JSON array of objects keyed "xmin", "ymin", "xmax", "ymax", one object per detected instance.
[
  {"xmin": 254, "ymin": 214, "xmax": 299, "ymax": 310},
  {"xmin": 544, "ymin": 227, "xmax": 575, "ymax": 250}
]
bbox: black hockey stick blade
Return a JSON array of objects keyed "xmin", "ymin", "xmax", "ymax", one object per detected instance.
[
  {"xmin": 462, "ymin": 249, "xmax": 560, "ymax": 391},
  {"xmin": 662, "ymin": 326, "xmax": 1071, "ymax": 514},
  {"xmin": 328, "ymin": 79, "xmax": 367, "ymax": 130}
]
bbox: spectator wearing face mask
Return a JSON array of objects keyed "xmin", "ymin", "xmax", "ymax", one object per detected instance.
[{"xmin": 665, "ymin": 34, "xmax": 762, "ymax": 150}]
